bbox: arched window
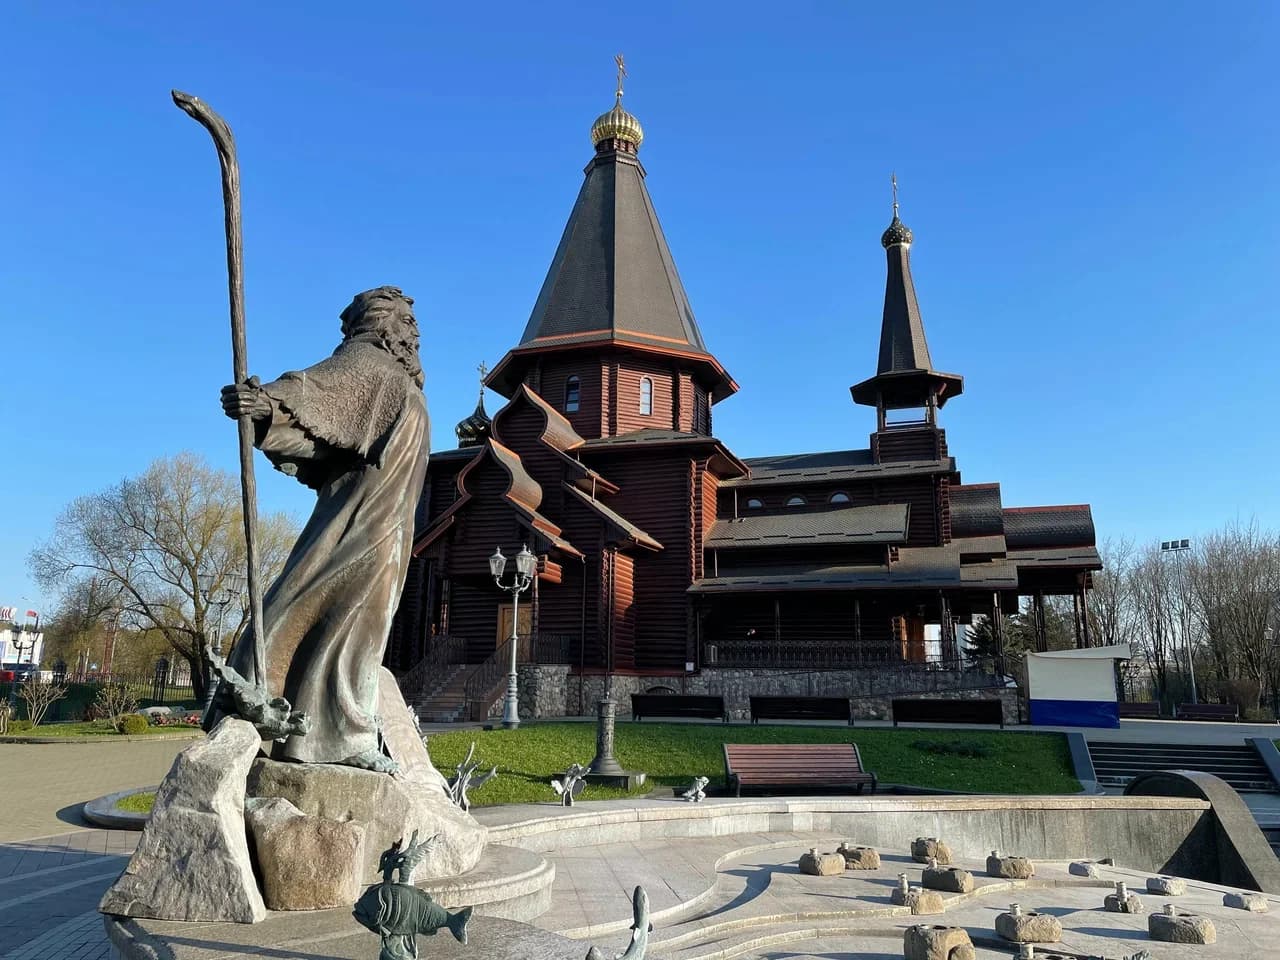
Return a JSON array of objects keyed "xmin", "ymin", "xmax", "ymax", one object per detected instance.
[
  {"xmin": 746, "ymin": 497, "xmax": 764, "ymax": 510},
  {"xmin": 564, "ymin": 375, "xmax": 580, "ymax": 413},
  {"xmin": 785, "ymin": 495, "xmax": 807, "ymax": 508},
  {"xmin": 639, "ymin": 377, "xmax": 653, "ymax": 416},
  {"xmin": 829, "ymin": 492, "xmax": 851, "ymax": 504}
]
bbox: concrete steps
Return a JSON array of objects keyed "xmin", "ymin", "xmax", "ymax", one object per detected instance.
[
  {"xmin": 412, "ymin": 664, "xmax": 470, "ymax": 723},
  {"xmin": 1087, "ymin": 740, "xmax": 1278, "ymax": 792}
]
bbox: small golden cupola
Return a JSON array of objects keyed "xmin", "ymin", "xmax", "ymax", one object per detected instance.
[{"xmin": 590, "ymin": 53, "xmax": 644, "ymax": 152}]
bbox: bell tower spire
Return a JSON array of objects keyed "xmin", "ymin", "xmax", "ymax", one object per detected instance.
[{"xmin": 851, "ymin": 177, "xmax": 963, "ymax": 431}]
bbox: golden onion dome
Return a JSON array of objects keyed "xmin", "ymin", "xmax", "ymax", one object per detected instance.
[{"xmin": 591, "ymin": 99, "xmax": 644, "ymax": 149}]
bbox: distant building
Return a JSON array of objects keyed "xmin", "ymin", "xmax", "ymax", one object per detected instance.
[{"xmin": 386, "ymin": 84, "xmax": 1101, "ymax": 719}]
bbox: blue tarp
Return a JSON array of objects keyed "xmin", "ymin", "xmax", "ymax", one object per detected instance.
[{"xmin": 1029, "ymin": 698, "xmax": 1119, "ymax": 728}]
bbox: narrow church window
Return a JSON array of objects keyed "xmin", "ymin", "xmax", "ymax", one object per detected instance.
[
  {"xmin": 786, "ymin": 495, "xmax": 807, "ymax": 508},
  {"xmin": 829, "ymin": 492, "xmax": 851, "ymax": 504},
  {"xmin": 564, "ymin": 375, "xmax": 580, "ymax": 413},
  {"xmin": 746, "ymin": 497, "xmax": 764, "ymax": 509},
  {"xmin": 639, "ymin": 376, "xmax": 653, "ymax": 416}
]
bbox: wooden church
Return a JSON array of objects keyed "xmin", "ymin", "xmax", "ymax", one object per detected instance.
[{"xmin": 386, "ymin": 76, "xmax": 1101, "ymax": 719}]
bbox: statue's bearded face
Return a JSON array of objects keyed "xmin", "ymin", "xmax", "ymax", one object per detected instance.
[
  {"xmin": 338, "ymin": 286, "xmax": 424, "ymax": 388},
  {"xmin": 340, "ymin": 287, "xmax": 416, "ymax": 341}
]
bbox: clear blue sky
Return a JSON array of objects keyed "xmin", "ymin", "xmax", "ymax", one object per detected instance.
[{"xmin": 2, "ymin": 1, "xmax": 1277, "ymax": 613}]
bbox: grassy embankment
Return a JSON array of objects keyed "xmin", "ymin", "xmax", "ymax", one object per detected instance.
[{"xmin": 426, "ymin": 722, "xmax": 1080, "ymax": 807}]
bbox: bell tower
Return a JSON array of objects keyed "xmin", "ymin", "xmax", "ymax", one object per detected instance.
[{"xmin": 850, "ymin": 178, "xmax": 963, "ymax": 463}]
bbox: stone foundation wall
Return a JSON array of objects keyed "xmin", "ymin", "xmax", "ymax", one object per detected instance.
[{"xmin": 513, "ymin": 665, "xmax": 1022, "ymax": 725}]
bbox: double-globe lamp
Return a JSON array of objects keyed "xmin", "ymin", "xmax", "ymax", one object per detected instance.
[{"xmin": 490, "ymin": 544, "xmax": 537, "ymax": 729}]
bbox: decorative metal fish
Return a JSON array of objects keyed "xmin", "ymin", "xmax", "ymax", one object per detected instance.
[{"xmin": 354, "ymin": 829, "xmax": 472, "ymax": 960}]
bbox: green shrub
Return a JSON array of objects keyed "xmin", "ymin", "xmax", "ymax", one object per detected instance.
[
  {"xmin": 118, "ymin": 713, "xmax": 151, "ymax": 736},
  {"xmin": 912, "ymin": 738, "xmax": 993, "ymax": 759}
]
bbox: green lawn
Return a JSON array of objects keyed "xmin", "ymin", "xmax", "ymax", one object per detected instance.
[
  {"xmin": 2, "ymin": 719, "xmax": 201, "ymax": 738},
  {"xmin": 425, "ymin": 723, "xmax": 1080, "ymax": 807},
  {"xmin": 115, "ymin": 791, "xmax": 157, "ymax": 813}
]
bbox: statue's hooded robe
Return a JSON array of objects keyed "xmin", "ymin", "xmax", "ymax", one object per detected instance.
[{"xmin": 226, "ymin": 332, "xmax": 428, "ymax": 764}]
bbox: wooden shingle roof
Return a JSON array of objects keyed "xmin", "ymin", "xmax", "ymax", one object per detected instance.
[{"xmin": 706, "ymin": 503, "xmax": 909, "ymax": 549}]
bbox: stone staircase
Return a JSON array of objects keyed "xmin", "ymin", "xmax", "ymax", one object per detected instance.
[
  {"xmin": 411, "ymin": 663, "xmax": 471, "ymax": 723},
  {"xmin": 1086, "ymin": 740, "xmax": 1278, "ymax": 792}
]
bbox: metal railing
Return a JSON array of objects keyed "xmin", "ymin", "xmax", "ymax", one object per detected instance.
[
  {"xmin": 461, "ymin": 636, "xmax": 517, "ymax": 721},
  {"xmin": 456, "ymin": 632, "xmax": 580, "ymax": 720},
  {"xmin": 396, "ymin": 634, "xmax": 466, "ymax": 702},
  {"xmin": 702, "ymin": 638, "xmax": 1004, "ymax": 673}
]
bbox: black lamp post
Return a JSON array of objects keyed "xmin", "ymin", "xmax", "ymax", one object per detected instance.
[
  {"xmin": 490, "ymin": 545, "xmax": 537, "ymax": 729},
  {"xmin": 198, "ymin": 573, "xmax": 246, "ymax": 716}
]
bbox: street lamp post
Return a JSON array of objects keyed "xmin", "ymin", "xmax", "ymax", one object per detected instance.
[
  {"xmin": 490, "ymin": 545, "xmax": 537, "ymax": 730},
  {"xmin": 1160, "ymin": 538, "xmax": 1196, "ymax": 705},
  {"xmin": 198, "ymin": 574, "xmax": 246, "ymax": 717}
]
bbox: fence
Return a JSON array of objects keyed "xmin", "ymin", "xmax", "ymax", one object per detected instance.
[{"xmin": 2, "ymin": 657, "xmax": 197, "ymax": 724}]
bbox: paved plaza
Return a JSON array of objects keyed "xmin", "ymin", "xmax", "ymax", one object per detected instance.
[{"xmin": 4, "ymin": 721, "xmax": 1280, "ymax": 959}]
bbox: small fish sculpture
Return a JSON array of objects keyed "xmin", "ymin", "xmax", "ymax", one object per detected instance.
[
  {"xmin": 585, "ymin": 886, "xmax": 650, "ymax": 960},
  {"xmin": 353, "ymin": 829, "xmax": 472, "ymax": 960},
  {"xmin": 681, "ymin": 776, "xmax": 709, "ymax": 803}
]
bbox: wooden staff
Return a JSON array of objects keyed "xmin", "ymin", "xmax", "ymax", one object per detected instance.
[{"xmin": 171, "ymin": 90, "xmax": 266, "ymax": 688}]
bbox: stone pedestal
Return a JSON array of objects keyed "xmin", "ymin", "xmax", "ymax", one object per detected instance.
[
  {"xmin": 835, "ymin": 842, "xmax": 880, "ymax": 869},
  {"xmin": 99, "ymin": 718, "xmax": 266, "ymax": 923},
  {"xmin": 892, "ymin": 885, "xmax": 945, "ymax": 915},
  {"xmin": 1146, "ymin": 875, "xmax": 1186, "ymax": 895},
  {"xmin": 1149, "ymin": 905, "xmax": 1216, "ymax": 944},
  {"xmin": 903, "ymin": 924, "xmax": 976, "ymax": 960},
  {"xmin": 995, "ymin": 904, "xmax": 1062, "ymax": 943},
  {"xmin": 922, "ymin": 863, "xmax": 974, "ymax": 893},
  {"xmin": 1104, "ymin": 881, "xmax": 1143, "ymax": 914},
  {"xmin": 911, "ymin": 838, "xmax": 953, "ymax": 864},
  {"xmin": 247, "ymin": 758, "xmax": 486, "ymax": 884},
  {"xmin": 246, "ymin": 797, "xmax": 365, "ymax": 910},
  {"xmin": 986, "ymin": 851, "xmax": 1035, "ymax": 879},
  {"xmin": 799, "ymin": 848, "xmax": 845, "ymax": 876},
  {"xmin": 1224, "ymin": 891, "xmax": 1269, "ymax": 912}
]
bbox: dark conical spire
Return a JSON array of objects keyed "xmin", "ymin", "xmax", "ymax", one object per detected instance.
[
  {"xmin": 485, "ymin": 58, "xmax": 736, "ymax": 403},
  {"xmin": 851, "ymin": 179, "xmax": 963, "ymax": 411}
]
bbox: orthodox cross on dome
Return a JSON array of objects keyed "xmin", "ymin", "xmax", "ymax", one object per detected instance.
[
  {"xmin": 891, "ymin": 171, "xmax": 900, "ymax": 218},
  {"xmin": 477, "ymin": 360, "xmax": 489, "ymax": 381},
  {"xmin": 614, "ymin": 53, "xmax": 627, "ymax": 102}
]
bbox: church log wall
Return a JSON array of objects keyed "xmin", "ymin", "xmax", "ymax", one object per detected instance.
[{"xmin": 586, "ymin": 450, "xmax": 696, "ymax": 670}]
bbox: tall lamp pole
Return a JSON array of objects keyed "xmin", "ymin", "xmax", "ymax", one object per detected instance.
[
  {"xmin": 198, "ymin": 574, "xmax": 246, "ymax": 716},
  {"xmin": 1160, "ymin": 538, "xmax": 1196, "ymax": 705},
  {"xmin": 490, "ymin": 545, "xmax": 536, "ymax": 730}
]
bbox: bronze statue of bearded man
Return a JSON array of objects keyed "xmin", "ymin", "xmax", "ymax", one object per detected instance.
[{"xmin": 213, "ymin": 286, "xmax": 428, "ymax": 772}]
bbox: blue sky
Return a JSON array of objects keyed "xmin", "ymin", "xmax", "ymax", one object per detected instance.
[{"xmin": 2, "ymin": 1, "xmax": 1277, "ymax": 613}]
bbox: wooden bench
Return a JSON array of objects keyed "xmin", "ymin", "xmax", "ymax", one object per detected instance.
[
  {"xmin": 1119, "ymin": 701, "xmax": 1164, "ymax": 720},
  {"xmin": 723, "ymin": 742, "xmax": 877, "ymax": 797},
  {"xmin": 631, "ymin": 693, "xmax": 727, "ymax": 723},
  {"xmin": 891, "ymin": 698, "xmax": 1005, "ymax": 728},
  {"xmin": 1175, "ymin": 703, "xmax": 1239, "ymax": 722},
  {"xmin": 749, "ymin": 696, "xmax": 853, "ymax": 725}
]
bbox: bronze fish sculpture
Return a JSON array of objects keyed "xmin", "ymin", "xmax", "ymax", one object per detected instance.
[{"xmin": 353, "ymin": 881, "xmax": 471, "ymax": 960}]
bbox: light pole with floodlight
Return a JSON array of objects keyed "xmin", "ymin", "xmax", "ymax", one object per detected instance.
[{"xmin": 490, "ymin": 545, "xmax": 537, "ymax": 729}]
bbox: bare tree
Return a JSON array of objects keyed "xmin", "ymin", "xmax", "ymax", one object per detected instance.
[
  {"xmin": 1128, "ymin": 544, "xmax": 1176, "ymax": 703},
  {"xmin": 1188, "ymin": 521, "xmax": 1280, "ymax": 706},
  {"xmin": 29, "ymin": 453, "xmax": 297, "ymax": 702},
  {"xmin": 1088, "ymin": 536, "xmax": 1137, "ymax": 648},
  {"xmin": 19, "ymin": 679, "xmax": 68, "ymax": 727}
]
